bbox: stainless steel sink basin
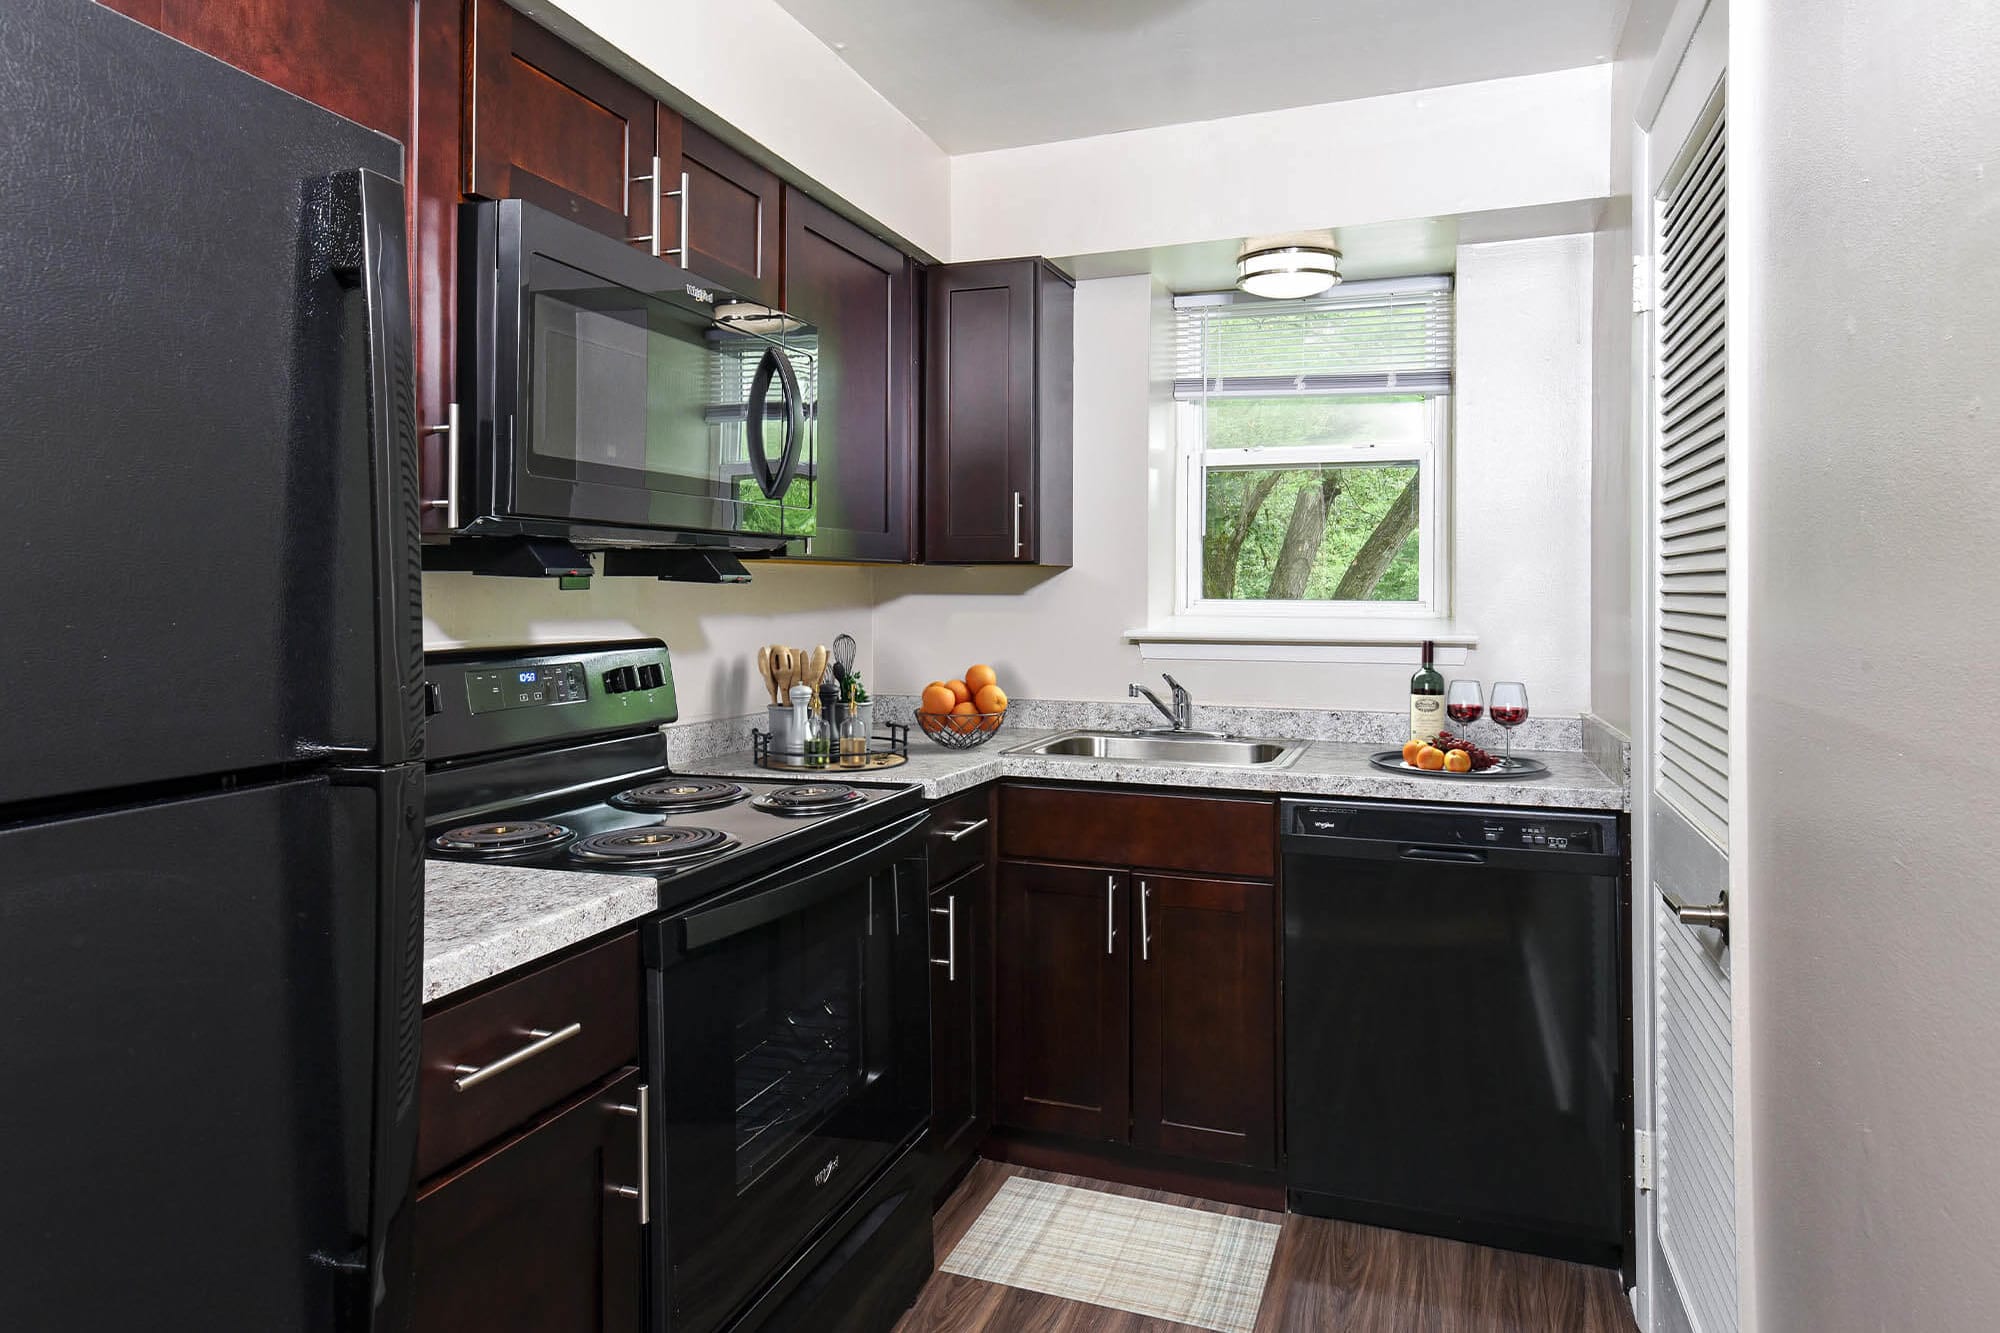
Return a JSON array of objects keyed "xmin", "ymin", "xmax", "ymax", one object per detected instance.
[{"xmin": 1004, "ymin": 729, "xmax": 1308, "ymax": 769}]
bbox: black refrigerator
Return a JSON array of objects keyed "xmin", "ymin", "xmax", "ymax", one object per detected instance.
[{"xmin": 0, "ymin": 2, "xmax": 426, "ymax": 1330}]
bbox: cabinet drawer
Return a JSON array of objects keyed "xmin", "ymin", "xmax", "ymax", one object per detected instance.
[
  {"xmin": 999, "ymin": 784, "xmax": 1275, "ymax": 878},
  {"xmin": 418, "ymin": 931, "xmax": 640, "ymax": 1179},
  {"xmin": 927, "ymin": 786, "xmax": 993, "ymax": 886}
]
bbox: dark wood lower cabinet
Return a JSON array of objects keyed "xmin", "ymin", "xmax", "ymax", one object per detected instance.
[
  {"xmin": 412, "ymin": 1066, "xmax": 646, "ymax": 1333},
  {"xmin": 929, "ymin": 861, "xmax": 993, "ymax": 1193},
  {"xmin": 994, "ymin": 861, "xmax": 1130, "ymax": 1141},
  {"xmin": 1131, "ymin": 874, "xmax": 1278, "ymax": 1168}
]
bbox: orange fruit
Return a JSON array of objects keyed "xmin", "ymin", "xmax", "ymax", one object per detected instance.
[
  {"xmin": 949, "ymin": 700, "xmax": 981, "ymax": 734},
  {"xmin": 973, "ymin": 684, "xmax": 1008, "ymax": 715},
  {"xmin": 1401, "ymin": 738, "xmax": 1425, "ymax": 766},
  {"xmin": 921, "ymin": 683, "xmax": 956, "ymax": 715},
  {"xmin": 945, "ymin": 679, "xmax": 972, "ymax": 706},
  {"xmin": 918, "ymin": 714, "xmax": 946, "ymax": 736},
  {"xmin": 1416, "ymin": 745, "xmax": 1446, "ymax": 771},
  {"xmin": 1443, "ymin": 749, "xmax": 1473, "ymax": 773},
  {"xmin": 965, "ymin": 664, "xmax": 998, "ymax": 694}
]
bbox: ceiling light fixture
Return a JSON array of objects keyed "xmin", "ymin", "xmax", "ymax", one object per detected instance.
[{"xmin": 1236, "ymin": 245, "xmax": 1343, "ymax": 300}]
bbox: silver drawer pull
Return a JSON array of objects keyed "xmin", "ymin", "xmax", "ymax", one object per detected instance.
[
  {"xmin": 450, "ymin": 1022, "xmax": 582, "ymax": 1092},
  {"xmin": 610, "ymin": 1083, "xmax": 650, "ymax": 1223},
  {"xmin": 929, "ymin": 896, "xmax": 959, "ymax": 981},
  {"xmin": 942, "ymin": 818, "xmax": 990, "ymax": 843}
]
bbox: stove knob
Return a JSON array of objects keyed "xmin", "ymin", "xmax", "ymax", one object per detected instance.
[
  {"xmin": 638, "ymin": 663, "xmax": 665, "ymax": 690},
  {"xmin": 602, "ymin": 666, "xmax": 637, "ymax": 694}
]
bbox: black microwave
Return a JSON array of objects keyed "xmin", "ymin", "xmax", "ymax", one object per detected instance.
[{"xmin": 454, "ymin": 198, "xmax": 815, "ymax": 551}]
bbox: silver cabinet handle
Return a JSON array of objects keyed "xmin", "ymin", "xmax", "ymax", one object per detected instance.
[
  {"xmin": 450, "ymin": 1021, "xmax": 581, "ymax": 1092},
  {"xmin": 1105, "ymin": 875, "xmax": 1117, "ymax": 955},
  {"xmin": 1012, "ymin": 491, "xmax": 1024, "ymax": 558},
  {"xmin": 419, "ymin": 403, "xmax": 459, "ymax": 529},
  {"xmin": 1663, "ymin": 886, "xmax": 1729, "ymax": 944},
  {"xmin": 1139, "ymin": 880, "xmax": 1152, "ymax": 962},
  {"xmin": 929, "ymin": 896, "xmax": 958, "ymax": 981},
  {"xmin": 628, "ymin": 154, "xmax": 662, "ymax": 256},
  {"xmin": 943, "ymin": 818, "xmax": 990, "ymax": 843},
  {"xmin": 673, "ymin": 170, "xmax": 690, "ymax": 265},
  {"xmin": 610, "ymin": 1083, "xmax": 650, "ymax": 1223}
]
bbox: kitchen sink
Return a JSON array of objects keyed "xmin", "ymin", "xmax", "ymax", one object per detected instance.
[{"xmin": 1004, "ymin": 729, "xmax": 1309, "ymax": 769}]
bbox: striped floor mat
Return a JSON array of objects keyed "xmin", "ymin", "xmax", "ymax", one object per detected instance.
[{"xmin": 939, "ymin": 1177, "xmax": 1280, "ymax": 1333}]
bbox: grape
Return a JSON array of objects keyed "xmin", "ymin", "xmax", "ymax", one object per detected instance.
[{"xmin": 1434, "ymin": 729, "xmax": 1500, "ymax": 771}]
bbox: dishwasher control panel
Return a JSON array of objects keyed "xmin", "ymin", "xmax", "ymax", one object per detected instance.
[{"xmin": 1284, "ymin": 801, "xmax": 1615, "ymax": 855}]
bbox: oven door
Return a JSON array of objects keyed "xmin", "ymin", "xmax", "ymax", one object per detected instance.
[
  {"xmin": 646, "ymin": 811, "xmax": 931, "ymax": 1333},
  {"xmin": 464, "ymin": 198, "xmax": 816, "ymax": 544}
]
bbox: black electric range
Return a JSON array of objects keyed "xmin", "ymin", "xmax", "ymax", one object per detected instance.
[
  {"xmin": 424, "ymin": 640, "xmax": 936, "ymax": 1333},
  {"xmin": 423, "ymin": 640, "xmax": 924, "ymax": 915}
]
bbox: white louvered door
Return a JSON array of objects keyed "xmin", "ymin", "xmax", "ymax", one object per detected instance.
[{"xmin": 1644, "ymin": 15, "xmax": 1737, "ymax": 1332}]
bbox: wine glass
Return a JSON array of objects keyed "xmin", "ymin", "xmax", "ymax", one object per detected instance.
[
  {"xmin": 1489, "ymin": 682, "xmax": 1529, "ymax": 768},
  {"xmin": 1445, "ymin": 680, "xmax": 1484, "ymax": 746}
]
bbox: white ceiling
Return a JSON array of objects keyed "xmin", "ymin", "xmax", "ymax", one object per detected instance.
[{"xmin": 772, "ymin": 0, "xmax": 1620, "ymax": 153}]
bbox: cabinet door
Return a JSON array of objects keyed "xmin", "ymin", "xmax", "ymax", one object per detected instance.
[
  {"xmin": 1131, "ymin": 875, "xmax": 1277, "ymax": 1167},
  {"xmin": 465, "ymin": 0, "xmax": 655, "ymax": 244},
  {"xmin": 995, "ymin": 861, "xmax": 1130, "ymax": 1141},
  {"xmin": 929, "ymin": 862, "xmax": 993, "ymax": 1179},
  {"xmin": 924, "ymin": 261, "xmax": 1035, "ymax": 563},
  {"xmin": 656, "ymin": 113, "xmax": 784, "ymax": 308},
  {"xmin": 783, "ymin": 188, "xmax": 917, "ymax": 562},
  {"xmin": 412, "ymin": 1067, "xmax": 646, "ymax": 1333}
]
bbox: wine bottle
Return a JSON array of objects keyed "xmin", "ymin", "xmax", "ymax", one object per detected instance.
[{"xmin": 1409, "ymin": 639, "xmax": 1445, "ymax": 743}]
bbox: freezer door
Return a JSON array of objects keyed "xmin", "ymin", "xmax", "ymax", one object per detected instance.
[
  {"xmin": 0, "ymin": 768, "xmax": 425, "ymax": 1332},
  {"xmin": 0, "ymin": 0, "xmax": 425, "ymax": 803}
]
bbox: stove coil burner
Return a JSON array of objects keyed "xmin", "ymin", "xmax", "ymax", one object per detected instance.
[
  {"xmin": 751, "ymin": 783, "xmax": 867, "ymax": 817},
  {"xmin": 430, "ymin": 820, "xmax": 576, "ymax": 858},
  {"xmin": 569, "ymin": 825, "xmax": 736, "ymax": 866},
  {"xmin": 610, "ymin": 777, "xmax": 751, "ymax": 813}
]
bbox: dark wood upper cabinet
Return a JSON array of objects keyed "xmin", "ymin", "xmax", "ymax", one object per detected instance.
[
  {"xmin": 923, "ymin": 259, "xmax": 1074, "ymax": 565},
  {"xmin": 995, "ymin": 860, "xmax": 1130, "ymax": 1142},
  {"xmin": 1131, "ymin": 874, "xmax": 1278, "ymax": 1169},
  {"xmin": 412, "ymin": 1067, "xmax": 645, "ymax": 1333},
  {"xmin": 783, "ymin": 188, "xmax": 917, "ymax": 563},
  {"xmin": 657, "ymin": 113, "xmax": 785, "ymax": 308},
  {"xmin": 464, "ymin": 0, "xmax": 655, "ymax": 244}
]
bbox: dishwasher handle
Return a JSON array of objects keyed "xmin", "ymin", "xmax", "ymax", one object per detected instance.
[{"xmin": 1399, "ymin": 847, "xmax": 1488, "ymax": 865}]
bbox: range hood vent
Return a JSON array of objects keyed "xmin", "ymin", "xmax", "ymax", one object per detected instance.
[{"xmin": 421, "ymin": 537, "xmax": 593, "ymax": 580}]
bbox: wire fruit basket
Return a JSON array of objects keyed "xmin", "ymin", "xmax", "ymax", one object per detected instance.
[{"xmin": 913, "ymin": 707, "xmax": 1007, "ymax": 750}]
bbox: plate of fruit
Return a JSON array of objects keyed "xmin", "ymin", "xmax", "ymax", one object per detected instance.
[
  {"xmin": 1368, "ymin": 730, "xmax": 1548, "ymax": 779},
  {"xmin": 915, "ymin": 664, "xmax": 1010, "ymax": 749}
]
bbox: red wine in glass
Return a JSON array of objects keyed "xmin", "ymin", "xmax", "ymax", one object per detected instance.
[
  {"xmin": 1489, "ymin": 682, "xmax": 1529, "ymax": 767},
  {"xmin": 1445, "ymin": 679, "xmax": 1484, "ymax": 737}
]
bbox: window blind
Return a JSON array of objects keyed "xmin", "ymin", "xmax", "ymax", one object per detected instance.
[
  {"xmin": 1655, "ymin": 105, "xmax": 1730, "ymax": 851},
  {"xmin": 1173, "ymin": 276, "xmax": 1453, "ymax": 400}
]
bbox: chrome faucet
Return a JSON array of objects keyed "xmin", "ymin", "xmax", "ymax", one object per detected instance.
[{"xmin": 1129, "ymin": 673, "xmax": 1195, "ymax": 731}]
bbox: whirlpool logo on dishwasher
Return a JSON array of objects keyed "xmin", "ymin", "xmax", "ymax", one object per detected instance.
[{"xmin": 814, "ymin": 1156, "xmax": 841, "ymax": 1187}]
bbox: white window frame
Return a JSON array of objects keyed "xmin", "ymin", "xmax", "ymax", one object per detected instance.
[{"xmin": 1172, "ymin": 392, "xmax": 1452, "ymax": 620}]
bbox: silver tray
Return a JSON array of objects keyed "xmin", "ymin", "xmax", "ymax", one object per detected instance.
[{"xmin": 1368, "ymin": 750, "xmax": 1549, "ymax": 780}]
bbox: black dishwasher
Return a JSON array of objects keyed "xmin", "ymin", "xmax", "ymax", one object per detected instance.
[{"xmin": 1281, "ymin": 799, "xmax": 1626, "ymax": 1267}]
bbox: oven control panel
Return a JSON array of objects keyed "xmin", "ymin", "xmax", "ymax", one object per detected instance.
[
  {"xmin": 465, "ymin": 661, "xmax": 589, "ymax": 713},
  {"xmin": 424, "ymin": 640, "xmax": 679, "ymax": 762}
]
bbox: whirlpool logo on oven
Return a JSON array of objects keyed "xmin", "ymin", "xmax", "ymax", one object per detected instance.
[{"xmin": 814, "ymin": 1156, "xmax": 841, "ymax": 1187}]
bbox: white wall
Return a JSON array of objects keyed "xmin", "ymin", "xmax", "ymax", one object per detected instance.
[
  {"xmin": 422, "ymin": 564, "xmax": 877, "ymax": 723},
  {"xmin": 534, "ymin": 0, "xmax": 950, "ymax": 258},
  {"xmin": 1736, "ymin": 0, "xmax": 2000, "ymax": 1327},
  {"xmin": 870, "ymin": 242, "xmax": 1595, "ymax": 713},
  {"xmin": 950, "ymin": 66, "xmax": 1612, "ymax": 263}
]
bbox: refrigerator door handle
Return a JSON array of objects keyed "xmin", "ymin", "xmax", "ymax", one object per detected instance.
[{"xmin": 322, "ymin": 167, "xmax": 426, "ymax": 766}]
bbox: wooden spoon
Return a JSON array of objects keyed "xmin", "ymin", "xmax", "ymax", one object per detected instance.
[
  {"xmin": 757, "ymin": 645, "xmax": 773, "ymax": 704},
  {"xmin": 807, "ymin": 645, "xmax": 828, "ymax": 691}
]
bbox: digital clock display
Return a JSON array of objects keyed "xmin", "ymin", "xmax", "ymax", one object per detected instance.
[{"xmin": 517, "ymin": 670, "xmax": 539, "ymax": 683}]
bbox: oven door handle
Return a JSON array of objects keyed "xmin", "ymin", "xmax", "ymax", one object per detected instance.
[{"xmin": 673, "ymin": 809, "xmax": 929, "ymax": 953}]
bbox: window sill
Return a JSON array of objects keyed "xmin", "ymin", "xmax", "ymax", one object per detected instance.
[{"xmin": 1123, "ymin": 620, "xmax": 1477, "ymax": 664}]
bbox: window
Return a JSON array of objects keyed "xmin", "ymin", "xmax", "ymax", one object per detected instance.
[{"xmin": 1172, "ymin": 278, "xmax": 1453, "ymax": 620}]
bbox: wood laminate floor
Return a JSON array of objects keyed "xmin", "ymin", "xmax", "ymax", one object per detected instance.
[{"xmin": 894, "ymin": 1162, "xmax": 1638, "ymax": 1333}]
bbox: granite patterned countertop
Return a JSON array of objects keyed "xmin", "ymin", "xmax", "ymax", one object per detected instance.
[
  {"xmin": 424, "ymin": 859, "xmax": 657, "ymax": 1005},
  {"xmin": 692, "ymin": 729, "xmax": 1628, "ymax": 810}
]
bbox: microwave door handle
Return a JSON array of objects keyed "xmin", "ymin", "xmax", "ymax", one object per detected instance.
[
  {"xmin": 744, "ymin": 346, "xmax": 790, "ymax": 499},
  {"xmin": 767, "ymin": 348, "xmax": 805, "ymax": 496}
]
